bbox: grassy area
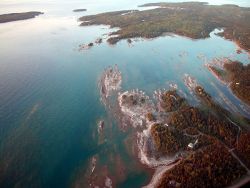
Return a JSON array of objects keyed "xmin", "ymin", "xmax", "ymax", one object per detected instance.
[{"xmin": 79, "ymin": 2, "xmax": 250, "ymax": 51}]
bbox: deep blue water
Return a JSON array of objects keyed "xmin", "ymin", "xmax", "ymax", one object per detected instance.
[{"xmin": 0, "ymin": 1, "xmax": 249, "ymax": 188}]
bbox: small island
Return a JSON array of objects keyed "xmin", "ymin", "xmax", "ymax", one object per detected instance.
[
  {"xmin": 79, "ymin": 2, "xmax": 250, "ymax": 52},
  {"xmin": 0, "ymin": 11, "xmax": 43, "ymax": 23},
  {"xmin": 73, "ymin": 9, "xmax": 87, "ymax": 12}
]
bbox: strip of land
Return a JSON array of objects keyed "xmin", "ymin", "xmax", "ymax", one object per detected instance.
[
  {"xmin": 0, "ymin": 12, "xmax": 43, "ymax": 23},
  {"xmin": 79, "ymin": 2, "xmax": 250, "ymax": 52},
  {"xmin": 73, "ymin": 9, "xmax": 87, "ymax": 12},
  {"xmin": 208, "ymin": 60, "xmax": 250, "ymax": 106}
]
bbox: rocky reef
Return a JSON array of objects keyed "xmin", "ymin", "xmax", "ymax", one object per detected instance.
[
  {"xmin": 78, "ymin": 42, "xmax": 94, "ymax": 51},
  {"xmin": 100, "ymin": 65, "xmax": 122, "ymax": 99},
  {"xmin": 95, "ymin": 38, "xmax": 102, "ymax": 44}
]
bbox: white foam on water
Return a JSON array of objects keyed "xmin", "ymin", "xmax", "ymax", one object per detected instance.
[
  {"xmin": 143, "ymin": 162, "xmax": 179, "ymax": 188},
  {"xmin": 118, "ymin": 90, "xmax": 155, "ymax": 128},
  {"xmin": 105, "ymin": 177, "xmax": 112, "ymax": 188}
]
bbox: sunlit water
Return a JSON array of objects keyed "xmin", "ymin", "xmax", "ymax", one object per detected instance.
[{"xmin": 0, "ymin": 0, "xmax": 249, "ymax": 188}]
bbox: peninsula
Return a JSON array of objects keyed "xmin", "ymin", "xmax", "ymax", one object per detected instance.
[
  {"xmin": 79, "ymin": 2, "xmax": 250, "ymax": 52},
  {"xmin": 208, "ymin": 60, "xmax": 250, "ymax": 106}
]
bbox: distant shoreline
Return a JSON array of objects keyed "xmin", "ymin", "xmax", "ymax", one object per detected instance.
[
  {"xmin": 73, "ymin": 9, "xmax": 87, "ymax": 12},
  {"xmin": 0, "ymin": 11, "xmax": 43, "ymax": 23},
  {"xmin": 79, "ymin": 2, "xmax": 250, "ymax": 53}
]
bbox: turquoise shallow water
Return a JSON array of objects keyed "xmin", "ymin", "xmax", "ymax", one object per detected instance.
[{"xmin": 0, "ymin": 1, "xmax": 249, "ymax": 188}]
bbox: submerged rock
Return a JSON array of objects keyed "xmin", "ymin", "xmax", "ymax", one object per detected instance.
[
  {"xmin": 78, "ymin": 42, "xmax": 94, "ymax": 51},
  {"xmin": 95, "ymin": 38, "xmax": 102, "ymax": 44},
  {"xmin": 127, "ymin": 39, "xmax": 132, "ymax": 44},
  {"xmin": 88, "ymin": 42, "xmax": 94, "ymax": 47},
  {"xmin": 98, "ymin": 120, "xmax": 104, "ymax": 134}
]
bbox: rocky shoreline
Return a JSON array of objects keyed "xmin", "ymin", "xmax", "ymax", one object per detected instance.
[{"xmin": 97, "ymin": 65, "xmax": 250, "ymax": 187}]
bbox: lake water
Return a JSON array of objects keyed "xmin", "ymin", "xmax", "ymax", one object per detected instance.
[{"xmin": 0, "ymin": 0, "xmax": 249, "ymax": 188}]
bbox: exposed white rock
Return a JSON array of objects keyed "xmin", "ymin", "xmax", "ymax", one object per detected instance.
[
  {"xmin": 100, "ymin": 65, "xmax": 122, "ymax": 99},
  {"xmin": 118, "ymin": 90, "xmax": 155, "ymax": 128},
  {"xmin": 183, "ymin": 74, "xmax": 198, "ymax": 93},
  {"xmin": 105, "ymin": 177, "xmax": 112, "ymax": 188},
  {"xmin": 97, "ymin": 120, "xmax": 105, "ymax": 134}
]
